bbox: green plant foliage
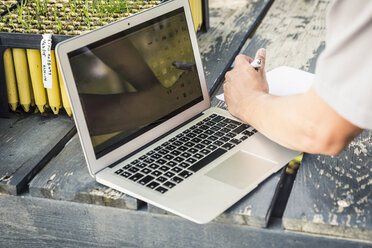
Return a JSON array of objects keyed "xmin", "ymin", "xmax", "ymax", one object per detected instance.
[{"xmin": 0, "ymin": 0, "xmax": 160, "ymax": 34}]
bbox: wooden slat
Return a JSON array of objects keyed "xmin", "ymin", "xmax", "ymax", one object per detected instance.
[
  {"xmin": 283, "ymin": 130, "xmax": 372, "ymax": 242},
  {"xmin": 29, "ymin": 134, "xmax": 143, "ymax": 210},
  {"xmin": 198, "ymin": 0, "xmax": 273, "ymax": 94},
  {"xmin": 0, "ymin": 113, "xmax": 75, "ymax": 195},
  {"xmin": 0, "ymin": 194, "xmax": 369, "ymax": 248}
]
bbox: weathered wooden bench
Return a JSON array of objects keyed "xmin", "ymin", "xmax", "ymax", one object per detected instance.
[{"xmin": 0, "ymin": 0, "xmax": 371, "ymax": 247}]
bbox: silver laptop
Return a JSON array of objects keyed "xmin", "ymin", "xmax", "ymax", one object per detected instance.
[{"xmin": 56, "ymin": 0, "xmax": 299, "ymax": 224}]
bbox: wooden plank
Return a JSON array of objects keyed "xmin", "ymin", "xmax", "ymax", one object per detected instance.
[
  {"xmin": 0, "ymin": 113, "xmax": 75, "ymax": 195},
  {"xmin": 198, "ymin": 0, "xmax": 273, "ymax": 94},
  {"xmin": 283, "ymin": 130, "xmax": 372, "ymax": 242},
  {"xmin": 0, "ymin": 195, "xmax": 370, "ymax": 248},
  {"xmin": 29, "ymin": 134, "xmax": 143, "ymax": 210}
]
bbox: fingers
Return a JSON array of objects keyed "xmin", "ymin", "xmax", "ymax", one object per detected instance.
[
  {"xmin": 254, "ymin": 48, "xmax": 266, "ymax": 72},
  {"xmin": 234, "ymin": 54, "xmax": 252, "ymax": 67}
]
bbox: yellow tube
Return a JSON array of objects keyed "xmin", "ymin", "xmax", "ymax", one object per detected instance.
[
  {"xmin": 3, "ymin": 49, "xmax": 18, "ymax": 111},
  {"xmin": 12, "ymin": 48, "xmax": 32, "ymax": 112},
  {"xmin": 26, "ymin": 49, "xmax": 47, "ymax": 113},
  {"xmin": 46, "ymin": 50, "xmax": 62, "ymax": 115},
  {"xmin": 56, "ymin": 59, "xmax": 72, "ymax": 117},
  {"xmin": 197, "ymin": 0, "xmax": 203, "ymax": 31}
]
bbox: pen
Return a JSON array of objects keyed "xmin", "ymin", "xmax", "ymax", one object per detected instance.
[{"xmin": 250, "ymin": 58, "xmax": 262, "ymax": 70}]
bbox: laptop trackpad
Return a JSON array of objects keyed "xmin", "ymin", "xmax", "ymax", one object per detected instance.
[{"xmin": 205, "ymin": 151, "xmax": 278, "ymax": 189}]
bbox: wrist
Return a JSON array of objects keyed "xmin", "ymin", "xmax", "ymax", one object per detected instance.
[{"xmin": 240, "ymin": 92, "xmax": 270, "ymax": 125}]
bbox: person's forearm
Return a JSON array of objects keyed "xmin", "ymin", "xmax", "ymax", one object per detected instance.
[{"xmin": 240, "ymin": 87, "xmax": 362, "ymax": 155}]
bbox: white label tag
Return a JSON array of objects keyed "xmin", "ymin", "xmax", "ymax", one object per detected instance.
[{"xmin": 41, "ymin": 34, "xmax": 53, "ymax": 89}]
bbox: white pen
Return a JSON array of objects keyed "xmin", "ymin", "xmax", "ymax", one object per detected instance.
[
  {"xmin": 230, "ymin": 58, "xmax": 262, "ymax": 70},
  {"xmin": 250, "ymin": 58, "xmax": 262, "ymax": 70}
]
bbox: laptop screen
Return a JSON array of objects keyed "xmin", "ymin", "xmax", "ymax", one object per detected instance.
[{"xmin": 68, "ymin": 7, "xmax": 203, "ymax": 159}]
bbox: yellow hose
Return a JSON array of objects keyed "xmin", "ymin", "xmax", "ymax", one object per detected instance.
[
  {"xmin": 26, "ymin": 49, "xmax": 47, "ymax": 113},
  {"xmin": 46, "ymin": 50, "xmax": 62, "ymax": 115},
  {"xmin": 12, "ymin": 48, "xmax": 32, "ymax": 112},
  {"xmin": 56, "ymin": 59, "xmax": 72, "ymax": 117},
  {"xmin": 3, "ymin": 49, "xmax": 18, "ymax": 111}
]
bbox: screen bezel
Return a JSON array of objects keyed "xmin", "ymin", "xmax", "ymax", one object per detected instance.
[{"xmin": 56, "ymin": 0, "xmax": 210, "ymax": 176}]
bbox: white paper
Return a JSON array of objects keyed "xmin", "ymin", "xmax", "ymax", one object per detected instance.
[
  {"xmin": 41, "ymin": 34, "xmax": 53, "ymax": 89},
  {"xmin": 216, "ymin": 66, "xmax": 314, "ymax": 101}
]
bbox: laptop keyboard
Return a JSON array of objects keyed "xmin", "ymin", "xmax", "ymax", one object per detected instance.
[{"xmin": 113, "ymin": 113, "xmax": 257, "ymax": 194}]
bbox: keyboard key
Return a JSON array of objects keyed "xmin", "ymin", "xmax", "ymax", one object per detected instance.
[
  {"xmin": 164, "ymin": 181, "xmax": 176, "ymax": 189},
  {"xmin": 172, "ymin": 176, "xmax": 183, "ymax": 184},
  {"xmin": 210, "ymin": 113, "xmax": 217, "ymax": 118},
  {"xmin": 151, "ymin": 153, "xmax": 162, "ymax": 159},
  {"xmin": 151, "ymin": 170, "xmax": 162, "ymax": 177},
  {"xmin": 179, "ymin": 162, "xmax": 190, "ymax": 168},
  {"xmin": 200, "ymin": 149, "xmax": 211, "ymax": 155},
  {"xmin": 196, "ymin": 121, "xmax": 204, "ymax": 125},
  {"xmin": 217, "ymin": 122, "xmax": 227, "ymax": 127},
  {"xmin": 201, "ymin": 140, "xmax": 212, "ymax": 145},
  {"xmin": 179, "ymin": 170, "xmax": 193, "ymax": 179},
  {"xmin": 186, "ymin": 133, "xmax": 197, "ymax": 139},
  {"xmin": 222, "ymin": 143, "xmax": 235, "ymax": 150},
  {"xmin": 195, "ymin": 144, "xmax": 205, "ymax": 149},
  {"xmin": 207, "ymin": 145, "xmax": 218, "ymax": 151},
  {"xmin": 181, "ymin": 152, "xmax": 192, "ymax": 158},
  {"xmin": 141, "ymin": 168, "xmax": 152, "ymax": 174},
  {"xmin": 169, "ymin": 137, "xmax": 177, "ymax": 142},
  {"xmin": 178, "ymin": 146, "xmax": 188, "ymax": 151},
  {"xmin": 149, "ymin": 163, "xmax": 159, "ymax": 170},
  {"xmin": 147, "ymin": 181, "xmax": 160, "ymax": 189},
  {"xmin": 226, "ymin": 132, "xmax": 237, "ymax": 138},
  {"xmin": 120, "ymin": 171, "xmax": 132, "ymax": 178},
  {"xmin": 232, "ymin": 124, "xmax": 248, "ymax": 134},
  {"xmin": 183, "ymin": 129, "xmax": 191, "ymax": 134},
  {"xmin": 230, "ymin": 139, "xmax": 241, "ymax": 145},
  {"xmin": 211, "ymin": 115, "xmax": 225, "ymax": 123},
  {"xmin": 199, "ymin": 125, "xmax": 209, "ymax": 130},
  {"xmin": 170, "ymin": 150, "xmax": 181, "ymax": 156},
  {"xmin": 190, "ymin": 125, "xmax": 198, "ymax": 130},
  {"xmin": 188, "ymin": 148, "xmax": 198, "ymax": 154},
  {"xmin": 207, "ymin": 136, "xmax": 218, "ymax": 141},
  {"xmin": 156, "ymin": 176, "xmax": 167, "ymax": 183},
  {"xmin": 193, "ymin": 129, "xmax": 203, "ymax": 134},
  {"xmin": 131, "ymin": 160, "xmax": 140, "ymax": 165},
  {"xmin": 205, "ymin": 130, "xmax": 214, "ymax": 135},
  {"xmin": 156, "ymin": 159, "xmax": 167, "ymax": 165},
  {"xmin": 144, "ymin": 158, "xmax": 155, "ymax": 163},
  {"xmin": 163, "ymin": 154, "xmax": 174, "ymax": 160},
  {"xmin": 139, "ymin": 155, "xmax": 147, "ymax": 160},
  {"xmin": 220, "ymin": 136, "xmax": 230, "ymax": 142},
  {"xmin": 243, "ymin": 130, "xmax": 254, "ymax": 136},
  {"xmin": 241, "ymin": 135, "xmax": 248, "ymax": 141},
  {"xmin": 179, "ymin": 137, "xmax": 190, "ymax": 142},
  {"xmin": 154, "ymin": 146, "xmax": 162, "ymax": 151},
  {"xmin": 155, "ymin": 186, "xmax": 168, "ymax": 194},
  {"xmin": 210, "ymin": 126, "xmax": 221, "ymax": 132},
  {"xmin": 158, "ymin": 149, "xmax": 169, "ymax": 155},
  {"xmin": 171, "ymin": 167, "xmax": 182, "ymax": 173},
  {"xmin": 188, "ymin": 148, "xmax": 227, "ymax": 173},
  {"xmin": 136, "ymin": 162, "xmax": 147, "ymax": 168},
  {"xmin": 159, "ymin": 166, "xmax": 170, "ymax": 172},
  {"xmin": 115, "ymin": 169, "xmax": 123, "ymax": 174},
  {"xmin": 214, "ymin": 131, "xmax": 224, "ymax": 137},
  {"xmin": 165, "ymin": 145, "xmax": 177, "ymax": 151},
  {"xmin": 174, "ymin": 157, "xmax": 185, "ymax": 163},
  {"xmin": 146, "ymin": 151, "xmax": 155, "ymax": 156},
  {"xmin": 164, "ymin": 171, "xmax": 175, "ymax": 178},
  {"xmin": 173, "ymin": 141, "xmax": 183, "ymax": 146},
  {"xmin": 176, "ymin": 133, "xmax": 184, "ymax": 138},
  {"xmin": 205, "ymin": 121, "xmax": 215, "ymax": 126},
  {"xmin": 186, "ymin": 158, "xmax": 197, "ymax": 164},
  {"xmin": 129, "ymin": 173, "xmax": 144, "ymax": 182},
  {"xmin": 191, "ymin": 137, "xmax": 202, "ymax": 143},
  {"xmin": 122, "ymin": 164, "xmax": 131, "ymax": 170},
  {"xmin": 194, "ymin": 153, "xmax": 204, "ymax": 159},
  {"xmin": 221, "ymin": 127, "xmax": 230, "ymax": 133},
  {"xmin": 138, "ymin": 175, "xmax": 154, "ymax": 185},
  {"xmin": 166, "ymin": 161, "xmax": 177, "ymax": 167},
  {"xmin": 128, "ymin": 167, "xmax": 139, "ymax": 173},
  {"xmin": 161, "ymin": 141, "xmax": 170, "ymax": 147},
  {"xmin": 185, "ymin": 142, "xmax": 195, "ymax": 147},
  {"xmin": 214, "ymin": 140, "xmax": 224, "ymax": 146},
  {"xmin": 226, "ymin": 124, "xmax": 238, "ymax": 129}
]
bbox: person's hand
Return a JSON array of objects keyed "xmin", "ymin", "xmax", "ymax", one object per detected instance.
[{"xmin": 223, "ymin": 48, "xmax": 268, "ymax": 123}]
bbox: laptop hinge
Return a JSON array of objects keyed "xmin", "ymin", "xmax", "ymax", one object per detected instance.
[{"xmin": 108, "ymin": 112, "xmax": 204, "ymax": 168}]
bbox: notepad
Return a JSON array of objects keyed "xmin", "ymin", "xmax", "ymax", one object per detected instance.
[{"xmin": 216, "ymin": 66, "xmax": 314, "ymax": 101}]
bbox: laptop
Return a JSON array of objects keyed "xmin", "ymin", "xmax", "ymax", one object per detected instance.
[{"xmin": 56, "ymin": 0, "xmax": 299, "ymax": 224}]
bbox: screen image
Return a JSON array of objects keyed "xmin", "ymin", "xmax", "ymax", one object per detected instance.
[{"xmin": 68, "ymin": 8, "xmax": 203, "ymax": 158}]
